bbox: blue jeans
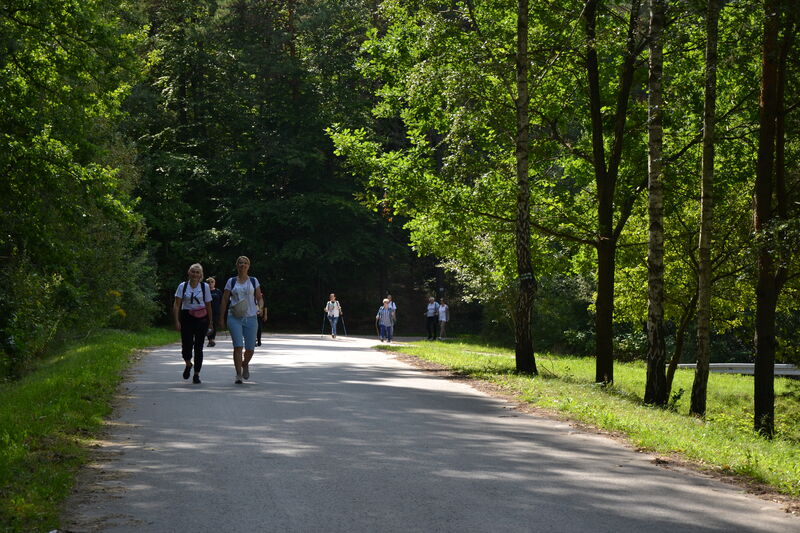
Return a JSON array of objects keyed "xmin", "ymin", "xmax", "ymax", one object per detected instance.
[
  {"xmin": 228, "ymin": 314, "xmax": 257, "ymax": 351},
  {"xmin": 379, "ymin": 324, "xmax": 393, "ymax": 341},
  {"xmin": 328, "ymin": 315, "xmax": 339, "ymax": 336}
]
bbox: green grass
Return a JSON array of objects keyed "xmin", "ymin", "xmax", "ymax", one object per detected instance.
[
  {"xmin": 0, "ymin": 328, "xmax": 176, "ymax": 533},
  {"xmin": 384, "ymin": 340, "xmax": 800, "ymax": 497}
]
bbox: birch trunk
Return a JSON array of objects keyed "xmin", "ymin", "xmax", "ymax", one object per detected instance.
[
  {"xmin": 690, "ymin": 0, "xmax": 720, "ymax": 417},
  {"xmin": 644, "ymin": 0, "xmax": 667, "ymax": 406}
]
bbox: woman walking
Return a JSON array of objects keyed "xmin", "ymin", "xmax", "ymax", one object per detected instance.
[
  {"xmin": 376, "ymin": 298, "xmax": 394, "ymax": 343},
  {"xmin": 324, "ymin": 293, "xmax": 343, "ymax": 338},
  {"xmin": 219, "ymin": 256, "xmax": 264, "ymax": 384},
  {"xmin": 173, "ymin": 263, "xmax": 213, "ymax": 384}
]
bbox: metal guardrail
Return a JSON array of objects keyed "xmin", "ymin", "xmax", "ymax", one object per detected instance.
[{"xmin": 675, "ymin": 363, "xmax": 800, "ymax": 376}]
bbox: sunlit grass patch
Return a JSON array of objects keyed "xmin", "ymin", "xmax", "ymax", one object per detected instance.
[{"xmin": 0, "ymin": 328, "xmax": 176, "ymax": 532}]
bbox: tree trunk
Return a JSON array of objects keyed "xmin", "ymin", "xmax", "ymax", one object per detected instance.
[
  {"xmin": 667, "ymin": 291, "xmax": 698, "ymax": 395},
  {"xmin": 514, "ymin": 0, "xmax": 538, "ymax": 374},
  {"xmin": 583, "ymin": 0, "xmax": 641, "ymax": 384},
  {"xmin": 753, "ymin": 0, "xmax": 780, "ymax": 437},
  {"xmin": 644, "ymin": 0, "xmax": 667, "ymax": 406},
  {"xmin": 690, "ymin": 0, "xmax": 720, "ymax": 417}
]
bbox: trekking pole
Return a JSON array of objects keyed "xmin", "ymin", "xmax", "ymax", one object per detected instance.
[
  {"xmin": 340, "ymin": 314, "xmax": 348, "ymax": 337},
  {"xmin": 321, "ymin": 314, "xmax": 327, "ymax": 338}
]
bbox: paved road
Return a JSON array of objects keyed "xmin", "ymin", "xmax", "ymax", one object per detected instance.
[{"xmin": 63, "ymin": 334, "xmax": 798, "ymax": 532}]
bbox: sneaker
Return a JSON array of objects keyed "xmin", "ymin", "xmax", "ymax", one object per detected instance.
[
  {"xmin": 183, "ymin": 363, "xmax": 192, "ymax": 380},
  {"xmin": 256, "ymin": 340, "xmax": 261, "ymax": 347},
  {"xmin": 193, "ymin": 374, "xmax": 201, "ymax": 384},
  {"xmin": 242, "ymin": 365, "xmax": 250, "ymax": 380},
  {"xmin": 235, "ymin": 375, "xmax": 243, "ymax": 384},
  {"xmin": 208, "ymin": 340, "xmax": 216, "ymax": 347}
]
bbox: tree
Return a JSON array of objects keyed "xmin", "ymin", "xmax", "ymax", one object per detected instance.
[
  {"xmin": 0, "ymin": 0, "xmax": 152, "ymax": 376},
  {"xmin": 582, "ymin": 0, "xmax": 646, "ymax": 383},
  {"xmin": 753, "ymin": 0, "xmax": 798, "ymax": 437},
  {"xmin": 644, "ymin": 0, "xmax": 667, "ymax": 406},
  {"xmin": 514, "ymin": 0, "xmax": 538, "ymax": 373},
  {"xmin": 690, "ymin": 0, "xmax": 722, "ymax": 417}
]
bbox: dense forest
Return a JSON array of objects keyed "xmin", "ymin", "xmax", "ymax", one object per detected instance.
[{"xmin": 2, "ymin": 0, "xmax": 798, "ymax": 435}]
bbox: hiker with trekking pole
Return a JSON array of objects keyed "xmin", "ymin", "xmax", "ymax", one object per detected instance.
[{"xmin": 323, "ymin": 293, "xmax": 343, "ymax": 339}]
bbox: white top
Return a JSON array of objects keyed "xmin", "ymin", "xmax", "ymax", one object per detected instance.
[
  {"xmin": 438, "ymin": 304, "xmax": 449, "ymax": 321},
  {"xmin": 325, "ymin": 301, "xmax": 341, "ymax": 317},
  {"xmin": 426, "ymin": 302, "xmax": 439, "ymax": 317},
  {"xmin": 175, "ymin": 282, "xmax": 211, "ymax": 311},
  {"xmin": 226, "ymin": 277, "xmax": 261, "ymax": 317}
]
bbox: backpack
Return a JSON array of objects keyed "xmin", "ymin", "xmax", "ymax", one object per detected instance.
[
  {"xmin": 227, "ymin": 276, "xmax": 257, "ymax": 293},
  {"xmin": 227, "ymin": 277, "xmax": 259, "ymax": 318},
  {"xmin": 182, "ymin": 281, "xmax": 209, "ymax": 318}
]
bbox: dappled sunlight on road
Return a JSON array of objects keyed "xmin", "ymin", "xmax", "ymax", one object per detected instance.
[{"xmin": 63, "ymin": 334, "xmax": 797, "ymax": 533}]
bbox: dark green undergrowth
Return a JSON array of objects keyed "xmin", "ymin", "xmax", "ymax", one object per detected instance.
[
  {"xmin": 0, "ymin": 328, "xmax": 175, "ymax": 533},
  {"xmin": 383, "ymin": 340, "xmax": 800, "ymax": 497}
]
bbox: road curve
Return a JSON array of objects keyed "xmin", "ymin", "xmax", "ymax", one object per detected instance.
[{"xmin": 62, "ymin": 334, "xmax": 798, "ymax": 532}]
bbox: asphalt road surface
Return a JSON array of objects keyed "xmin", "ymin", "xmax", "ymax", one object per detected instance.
[{"xmin": 62, "ymin": 334, "xmax": 799, "ymax": 532}]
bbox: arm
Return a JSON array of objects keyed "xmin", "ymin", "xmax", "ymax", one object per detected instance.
[
  {"xmin": 255, "ymin": 287, "xmax": 265, "ymax": 320},
  {"xmin": 173, "ymin": 297, "xmax": 182, "ymax": 331},
  {"xmin": 219, "ymin": 289, "xmax": 231, "ymax": 328},
  {"xmin": 204, "ymin": 284, "xmax": 213, "ymax": 326}
]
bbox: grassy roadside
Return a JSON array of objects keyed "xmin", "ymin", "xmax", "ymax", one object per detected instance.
[
  {"xmin": 383, "ymin": 340, "xmax": 800, "ymax": 499},
  {"xmin": 0, "ymin": 328, "xmax": 176, "ymax": 533}
]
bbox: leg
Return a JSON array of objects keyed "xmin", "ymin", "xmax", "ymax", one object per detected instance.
[
  {"xmin": 439, "ymin": 320, "xmax": 446, "ymax": 339},
  {"xmin": 192, "ymin": 316, "xmax": 207, "ymax": 373},
  {"xmin": 207, "ymin": 322, "xmax": 216, "ymax": 346},
  {"xmin": 180, "ymin": 314, "xmax": 194, "ymax": 378},
  {"xmin": 233, "ymin": 346, "xmax": 244, "ymax": 378},
  {"xmin": 330, "ymin": 316, "xmax": 338, "ymax": 337},
  {"xmin": 228, "ymin": 314, "xmax": 245, "ymax": 381},
  {"xmin": 242, "ymin": 316, "xmax": 257, "ymax": 379},
  {"xmin": 387, "ymin": 325, "xmax": 393, "ymax": 343}
]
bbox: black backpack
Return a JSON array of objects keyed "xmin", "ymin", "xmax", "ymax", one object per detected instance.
[
  {"xmin": 182, "ymin": 281, "xmax": 208, "ymax": 304},
  {"xmin": 227, "ymin": 276, "xmax": 258, "ymax": 303}
]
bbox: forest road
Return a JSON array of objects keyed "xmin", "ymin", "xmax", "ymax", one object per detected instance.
[{"xmin": 62, "ymin": 334, "xmax": 798, "ymax": 533}]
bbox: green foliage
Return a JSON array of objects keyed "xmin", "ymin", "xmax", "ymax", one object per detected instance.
[
  {"xmin": 0, "ymin": 0, "xmax": 157, "ymax": 378},
  {"xmin": 128, "ymin": 0, "xmax": 423, "ymax": 329}
]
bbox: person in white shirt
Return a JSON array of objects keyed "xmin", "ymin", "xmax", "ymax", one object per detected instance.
[
  {"xmin": 324, "ymin": 293, "xmax": 343, "ymax": 338},
  {"xmin": 219, "ymin": 256, "xmax": 265, "ymax": 384},
  {"xmin": 173, "ymin": 263, "xmax": 213, "ymax": 384},
  {"xmin": 376, "ymin": 299, "xmax": 394, "ymax": 342},
  {"xmin": 387, "ymin": 294, "xmax": 397, "ymax": 322},
  {"xmin": 424, "ymin": 296, "xmax": 440, "ymax": 340},
  {"xmin": 438, "ymin": 299, "xmax": 449, "ymax": 340}
]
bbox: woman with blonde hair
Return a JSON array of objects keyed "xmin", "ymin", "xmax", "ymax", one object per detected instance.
[
  {"xmin": 219, "ymin": 256, "xmax": 265, "ymax": 384},
  {"xmin": 173, "ymin": 263, "xmax": 212, "ymax": 384}
]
